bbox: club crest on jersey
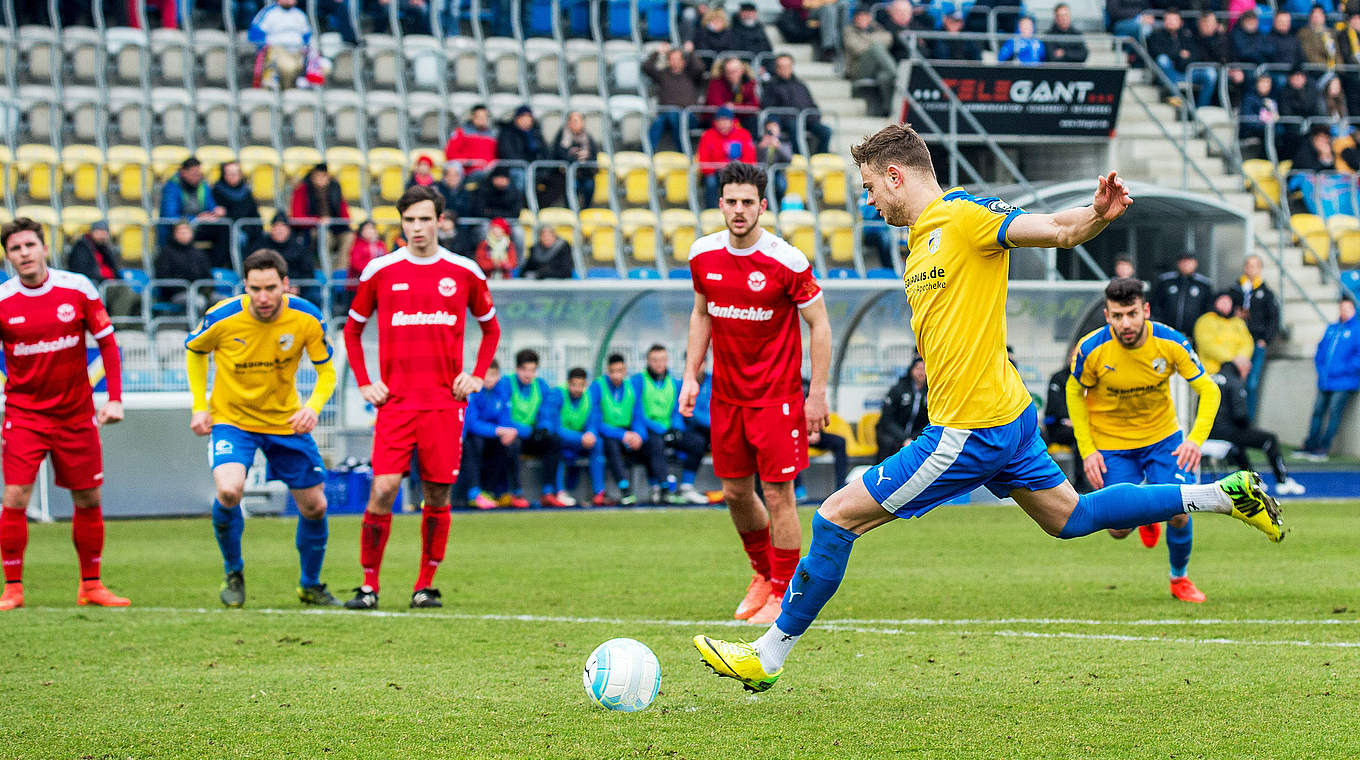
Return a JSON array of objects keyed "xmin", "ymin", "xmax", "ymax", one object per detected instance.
[
  {"xmin": 278, "ymin": 333, "xmax": 295, "ymax": 351},
  {"xmin": 438, "ymin": 277, "xmax": 458, "ymax": 297},
  {"xmin": 56, "ymin": 303, "xmax": 76, "ymax": 323},
  {"xmin": 986, "ymin": 199, "xmax": 1017, "ymax": 215},
  {"xmin": 214, "ymin": 438, "xmax": 233, "ymax": 455},
  {"xmin": 1152, "ymin": 357, "xmax": 1167, "ymax": 373},
  {"xmin": 928, "ymin": 228, "xmax": 942, "ymax": 255},
  {"xmin": 747, "ymin": 271, "xmax": 767, "ymax": 292}
]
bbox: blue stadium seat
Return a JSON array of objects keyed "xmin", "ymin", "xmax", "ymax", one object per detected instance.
[
  {"xmin": 666, "ymin": 268, "xmax": 692, "ymax": 279},
  {"xmin": 865, "ymin": 268, "xmax": 899, "ymax": 279},
  {"xmin": 1342, "ymin": 269, "xmax": 1360, "ymax": 300},
  {"xmin": 526, "ymin": 0, "xmax": 555, "ymax": 36},
  {"xmin": 627, "ymin": 268, "xmax": 661, "ymax": 279},
  {"xmin": 587, "ymin": 267, "xmax": 620, "ymax": 279},
  {"xmin": 826, "ymin": 268, "xmax": 859, "ymax": 279},
  {"xmin": 211, "ymin": 268, "xmax": 241, "ymax": 297},
  {"xmin": 121, "ymin": 268, "xmax": 149, "ymax": 294}
]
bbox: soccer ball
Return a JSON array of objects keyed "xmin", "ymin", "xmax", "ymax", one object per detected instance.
[{"xmin": 582, "ymin": 638, "xmax": 661, "ymax": 712}]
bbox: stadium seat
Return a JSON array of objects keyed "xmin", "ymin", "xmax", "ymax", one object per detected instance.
[
  {"xmin": 854, "ymin": 412, "xmax": 881, "ymax": 457},
  {"xmin": 104, "ymin": 26, "xmax": 150, "ymax": 86},
  {"xmin": 0, "ymin": 144, "xmax": 12, "ymax": 200},
  {"xmin": 592, "ymin": 152, "xmax": 613, "ymax": 207},
  {"xmin": 486, "ymin": 36, "xmax": 525, "ymax": 94},
  {"xmin": 15, "ymin": 205, "xmax": 59, "ymax": 250},
  {"xmin": 1328, "ymin": 215, "xmax": 1360, "ymax": 267},
  {"xmin": 403, "ymin": 35, "xmax": 444, "ymax": 91},
  {"xmin": 865, "ymin": 268, "xmax": 899, "ymax": 279},
  {"xmin": 580, "ymin": 208, "xmax": 619, "ymax": 263},
  {"xmin": 699, "ymin": 208, "xmax": 725, "ymax": 235},
  {"xmin": 325, "ymin": 90, "xmax": 364, "ymax": 146},
  {"xmin": 566, "ymin": 39, "xmax": 601, "ymax": 94},
  {"xmin": 62, "ymin": 26, "xmax": 103, "ymax": 85},
  {"xmin": 824, "ymin": 413, "xmax": 874, "ymax": 458},
  {"xmin": 115, "ymin": 328, "xmax": 157, "ymax": 389},
  {"xmin": 526, "ymin": 37, "xmax": 565, "ymax": 94},
  {"xmin": 238, "ymin": 146, "xmax": 283, "ymax": 204},
  {"xmin": 18, "ymin": 84, "xmax": 59, "ymax": 144},
  {"xmin": 777, "ymin": 209, "xmax": 816, "ymax": 260},
  {"xmin": 154, "ymin": 87, "xmax": 194, "ymax": 145},
  {"xmin": 60, "ymin": 205, "xmax": 103, "ymax": 244},
  {"xmin": 365, "ymin": 34, "xmax": 401, "ymax": 89},
  {"xmin": 238, "ymin": 88, "xmax": 281, "ymax": 146},
  {"xmin": 193, "ymin": 87, "xmax": 234, "ymax": 144},
  {"xmin": 366, "ymin": 90, "xmax": 405, "ymax": 147},
  {"xmin": 19, "ymin": 25, "xmax": 57, "ymax": 83},
  {"xmin": 653, "ymin": 152, "xmax": 691, "ymax": 206},
  {"xmin": 150, "ymin": 145, "xmax": 192, "ymax": 181},
  {"xmin": 283, "ymin": 89, "xmax": 325, "ymax": 147},
  {"xmin": 107, "ymin": 86, "xmax": 147, "ymax": 145},
  {"xmin": 784, "ymin": 154, "xmax": 810, "ymax": 200},
  {"xmin": 121, "ymin": 268, "xmax": 150, "ymax": 293},
  {"xmin": 63, "ymin": 86, "xmax": 101, "ymax": 142},
  {"xmin": 614, "ymin": 151, "xmax": 652, "ymax": 206},
  {"xmin": 661, "ymin": 208, "xmax": 698, "ymax": 262},
  {"xmin": 16, "ymin": 143, "xmax": 60, "ymax": 202},
  {"xmin": 1242, "ymin": 158, "xmax": 1282, "ymax": 210},
  {"xmin": 368, "ymin": 147, "xmax": 409, "ymax": 203},
  {"xmin": 667, "ymin": 268, "xmax": 692, "ymax": 279},
  {"xmin": 325, "ymin": 147, "xmax": 368, "ymax": 204},
  {"xmin": 106, "ymin": 145, "xmax": 152, "ymax": 204},
  {"xmin": 445, "ymin": 35, "xmax": 483, "ymax": 93},
  {"xmin": 587, "ymin": 267, "xmax": 619, "ymax": 278},
  {"xmin": 407, "ymin": 92, "xmax": 447, "ymax": 146},
  {"xmin": 108, "ymin": 206, "xmax": 151, "ymax": 265},
  {"xmin": 151, "ymin": 28, "xmax": 192, "ymax": 86},
  {"xmin": 537, "ymin": 207, "xmax": 579, "ymax": 244},
  {"xmin": 819, "ymin": 209, "xmax": 855, "ymax": 263},
  {"xmin": 825, "ymin": 267, "xmax": 858, "ymax": 279},
  {"xmin": 621, "ymin": 208, "xmax": 659, "ymax": 262},
  {"xmin": 211, "ymin": 267, "xmax": 242, "ymax": 297},
  {"xmin": 61, "ymin": 144, "xmax": 105, "ymax": 203},
  {"xmin": 193, "ymin": 28, "xmax": 232, "ymax": 87},
  {"xmin": 282, "ymin": 146, "xmax": 324, "ymax": 184},
  {"xmin": 371, "ymin": 206, "xmax": 402, "ymax": 238},
  {"xmin": 1291, "ymin": 213, "xmax": 1330, "ymax": 265},
  {"xmin": 609, "ymin": 95, "xmax": 649, "ymax": 150},
  {"xmin": 811, "ymin": 153, "xmax": 848, "ymax": 208},
  {"xmin": 195, "ymin": 145, "xmax": 238, "ymax": 184},
  {"xmin": 627, "ymin": 268, "xmax": 661, "ymax": 279}
]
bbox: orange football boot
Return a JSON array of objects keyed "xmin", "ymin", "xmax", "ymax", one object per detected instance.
[
  {"xmin": 1139, "ymin": 522, "xmax": 1161, "ymax": 548},
  {"xmin": 1169, "ymin": 576, "xmax": 1206, "ymax": 603},
  {"xmin": 747, "ymin": 594, "xmax": 783, "ymax": 625},
  {"xmin": 0, "ymin": 582, "xmax": 23, "ymax": 610},
  {"xmin": 734, "ymin": 574, "xmax": 772, "ymax": 620},
  {"xmin": 77, "ymin": 580, "xmax": 130, "ymax": 607}
]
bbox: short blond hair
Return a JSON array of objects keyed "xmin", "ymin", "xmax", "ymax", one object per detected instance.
[{"xmin": 850, "ymin": 123, "xmax": 935, "ymax": 178}]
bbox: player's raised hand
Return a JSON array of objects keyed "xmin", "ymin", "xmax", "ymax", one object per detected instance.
[
  {"xmin": 1173, "ymin": 439, "xmax": 1202, "ymax": 473},
  {"xmin": 289, "ymin": 407, "xmax": 319, "ymax": 435},
  {"xmin": 1092, "ymin": 171, "xmax": 1133, "ymax": 221},
  {"xmin": 678, "ymin": 376, "xmax": 700, "ymax": 417},
  {"xmin": 189, "ymin": 410, "xmax": 213, "ymax": 436},
  {"xmin": 360, "ymin": 380, "xmax": 390, "ymax": 407},
  {"xmin": 97, "ymin": 400, "xmax": 124, "ymax": 426},
  {"xmin": 452, "ymin": 371, "xmax": 484, "ymax": 401},
  {"xmin": 1083, "ymin": 451, "xmax": 1107, "ymax": 490},
  {"xmin": 804, "ymin": 391, "xmax": 829, "ymax": 436}
]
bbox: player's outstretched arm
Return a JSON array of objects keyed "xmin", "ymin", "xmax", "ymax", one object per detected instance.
[
  {"xmin": 1005, "ymin": 171, "xmax": 1133, "ymax": 250},
  {"xmin": 679, "ymin": 291, "xmax": 711, "ymax": 417}
]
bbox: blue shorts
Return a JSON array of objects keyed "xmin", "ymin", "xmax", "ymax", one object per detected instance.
[
  {"xmin": 863, "ymin": 405, "xmax": 1067, "ymax": 519},
  {"xmin": 1100, "ymin": 431, "xmax": 1197, "ymax": 487},
  {"xmin": 209, "ymin": 424, "xmax": 325, "ymax": 490}
]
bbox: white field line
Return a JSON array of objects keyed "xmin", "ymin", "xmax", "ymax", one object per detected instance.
[{"xmin": 23, "ymin": 607, "xmax": 1360, "ymax": 648}]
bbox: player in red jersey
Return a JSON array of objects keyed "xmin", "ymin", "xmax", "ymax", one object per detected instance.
[
  {"xmin": 0, "ymin": 218, "xmax": 128, "ymax": 610},
  {"xmin": 679, "ymin": 162, "xmax": 832, "ymax": 625},
  {"xmin": 342, "ymin": 185, "xmax": 500, "ymax": 610}
]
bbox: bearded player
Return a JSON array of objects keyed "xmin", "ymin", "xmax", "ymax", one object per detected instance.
[
  {"xmin": 679, "ymin": 161, "xmax": 832, "ymax": 626},
  {"xmin": 0, "ymin": 218, "xmax": 129, "ymax": 610},
  {"xmin": 693, "ymin": 124, "xmax": 1282, "ymax": 693},
  {"xmin": 1068, "ymin": 277, "xmax": 1221, "ymax": 603},
  {"xmin": 343, "ymin": 185, "xmax": 500, "ymax": 610}
]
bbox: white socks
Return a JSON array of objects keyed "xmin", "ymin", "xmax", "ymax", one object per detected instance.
[
  {"xmin": 1180, "ymin": 483, "xmax": 1232, "ymax": 514},
  {"xmin": 754, "ymin": 624, "xmax": 800, "ymax": 673}
]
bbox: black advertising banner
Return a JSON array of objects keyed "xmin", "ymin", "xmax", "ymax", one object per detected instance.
[{"xmin": 901, "ymin": 63, "xmax": 1126, "ymax": 138}]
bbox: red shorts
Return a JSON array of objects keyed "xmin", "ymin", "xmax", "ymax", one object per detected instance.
[
  {"xmin": 372, "ymin": 404, "xmax": 467, "ymax": 483},
  {"xmin": 710, "ymin": 398, "xmax": 808, "ymax": 483},
  {"xmin": 2, "ymin": 414, "xmax": 104, "ymax": 490}
]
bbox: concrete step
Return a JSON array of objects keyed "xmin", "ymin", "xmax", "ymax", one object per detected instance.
[{"xmin": 1116, "ymin": 136, "xmax": 1211, "ymax": 161}]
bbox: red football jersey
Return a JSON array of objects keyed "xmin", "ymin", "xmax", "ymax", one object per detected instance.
[
  {"xmin": 347, "ymin": 247, "xmax": 496, "ymax": 410},
  {"xmin": 0, "ymin": 269, "xmax": 113, "ymax": 423},
  {"xmin": 689, "ymin": 229, "xmax": 822, "ymax": 407}
]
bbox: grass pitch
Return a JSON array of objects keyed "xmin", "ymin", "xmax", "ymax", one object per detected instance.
[{"xmin": 3, "ymin": 499, "xmax": 1358, "ymax": 759}]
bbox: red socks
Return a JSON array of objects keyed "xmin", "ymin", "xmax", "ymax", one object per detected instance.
[
  {"xmin": 415, "ymin": 504, "xmax": 451, "ymax": 591},
  {"xmin": 359, "ymin": 511, "xmax": 392, "ymax": 591},
  {"xmin": 738, "ymin": 527, "xmax": 772, "ymax": 579},
  {"xmin": 768, "ymin": 546, "xmax": 802, "ymax": 598},
  {"xmin": 0, "ymin": 507, "xmax": 27, "ymax": 583},
  {"xmin": 72, "ymin": 506, "xmax": 105, "ymax": 580}
]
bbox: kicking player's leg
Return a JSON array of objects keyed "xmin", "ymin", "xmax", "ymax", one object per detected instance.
[{"xmin": 1096, "ymin": 447, "xmax": 1144, "ymax": 540}]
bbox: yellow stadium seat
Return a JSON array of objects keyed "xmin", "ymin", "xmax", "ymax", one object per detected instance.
[
  {"xmin": 662, "ymin": 208, "xmax": 697, "ymax": 263},
  {"xmin": 195, "ymin": 144, "xmax": 238, "ymax": 184},
  {"xmin": 699, "ymin": 208, "xmax": 725, "ymax": 234},
  {"xmin": 653, "ymin": 151, "xmax": 691, "ymax": 205},
  {"xmin": 518, "ymin": 207, "xmax": 536, "ymax": 230},
  {"xmin": 593, "ymin": 153, "xmax": 612, "ymax": 207},
  {"xmin": 855, "ymin": 412, "xmax": 880, "ymax": 457},
  {"xmin": 15, "ymin": 205, "xmax": 59, "ymax": 250},
  {"xmin": 150, "ymin": 145, "xmax": 192, "ymax": 181},
  {"xmin": 368, "ymin": 147, "xmax": 408, "ymax": 203},
  {"xmin": 777, "ymin": 209, "xmax": 816, "ymax": 260},
  {"xmin": 370, "ymin": 205, "xmax": 401, "ymax": 238},
  {"xmin": 60, "ymin": 144, "xmax": 105, "ymax": 202},
  {"xmin": 0, "ymin": 145, "xmax": 12, "ymax": 199},
  {"xmin": 238, "ymin": 146, "xmax": 282, "ymax": 204},
  {"xmin": 281, "ymin": 146, "xmax": 323, "ymax": 183},
  {"xmin": 1241, "ymin": 158, "xmax": 1281, "ymax": 210},
  {"xmin": 16, "ymin": 144, "xmax": 60, "ymax": 202},
  {"xmin": 580, "ymin": 208, "xmax": 618, "ymax": 263},
  {"xmin": 105, "ymin": 145, "xmax": 151, "ymax": 203},
  {"xmin": 621, "ymin": 208, "xmax": 659, "ymax": 262},
  {"xmin": 784, "ymin": 154, "xmax": 809, "ymax": 201},
  {"xmin": 822, "ymin": 413, "xmax": 876, "ymax": 458},
  {"xmin": 325, "ymin": 146, "xmax": 367, "ymax": 204},
  {"xmin": 1327, "ymin": 214, "xmax": 1360, "ymax": 266},
  {"xmin": 347, "ymin": 206, "xmax": 369, "ymax": 226},
  {"xmin": 819, "ymin": 209, "xmax": 855, "ymax": 263},
  {"xmin": 1291, "ymin": 213, "xmax": 1330, "ymax": 265},
  {"xmin": 535, "ymin": 206, "xmax": 577, "ymax": 244},
  {"xmin": 757, "ymin": 210, "xmax": 776, "ymax": 232},
  {"xmin": 108, "ymin": 206, "xmax": 151, "ymax": 265},
  {"xmin": 60, "ymin": 205, "xmax": 103, "ymax": 241},
  {"xmin": 613, "ymin": 151, "xmax": 651, "ymax": 207},
  {"xmin": 811, "ymin": 153, "xmax": 847, "ymax": 208}
]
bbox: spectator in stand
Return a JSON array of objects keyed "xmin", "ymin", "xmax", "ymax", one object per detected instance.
[
  {"xmin": 1208, "ymin": 363, "xmax": 1305, "ymax": 495},
  {"xmin": 345, "ymin": 220, "xmax": 386, "ymax": 292},
  {"xmin": 155, "ymin": 221, "xmax": 213, "ymax": 310},
  {"xmin": 248, "ymin": 0, "xmax": 313, "ymax": 90},
  {"xmin": 692, "ymin": 8, "xmax": 733, "ymax": 52},
  {"xmin": 1300, "ymin": 5, "xmax": 1338, "ymax": 66},
  {"xmin": 1231, "ymin": 11, "xmax": 1272, "ymax": 66},
  {"xmin": 1268, "ymin": 10, "xmax": 1304, "ymax": 69},
  {"xmin": 844, "ymin": 6, "xmax": 900, "ymax": 116},
  {"xmin": 1106, "ymin": 0, "xmax": 1152, "ymax": 41},
  {"xmin": 875, "ymin": 356, "xmax": 929, "ymax": 458},
  {"xmin": 775, "ymin": 0, "xmax": 840, "ymax": 61},
  {"xmin": 1192, "ymin": 12, "xmax": 1231, "ymax": 68},
  {"xmin": 211, "ymin": 161, "xmax": 261, "ymax": 261},
  {"xmin": 756, "ymin": 121, "xmax": 794, "ymax": 200},
  {"xmin": 1237, "ymin": 255, "xmax": 1280, "ymax": 421},
  {"xmin": 476, "ymin": 218, "xmax": 518, "ymax": 279},
  {"xmin": 1297, "ymin": 296, "xmax": 1360, "ymax": 460},
  {"xmin": 697, "ymin": 107, "xmax": 757, "ymax": 208},
  {"xmin": 705, "ymin": 57, "xmax": 761, "ymax": 134},
  {"xmin": 1194, "ymin": 290, "xmax": 1255, "ymax": 376},
  {"xmin": 1321, "ymin": 74, "xmax": 1349, "ymax": 133},
  {"xmin": 290, "ymin": 163, "xmax": 352, "ymax": 271},
  {"xmin": 1112, "ymin": 256, "xmax": 1136, "ymax": 279},
  {"xmin": 998, "ymin": 16, "xmax": 1045, "ymax": 65},
  {"xmin": 1150, "ymin": 252, "xmax": 1215, "ymax": 340},
  {"xmin": 643, "ymin": 42, "xmax": 706, "ymax": 151},
  {"xmin": 520, "ymin": 226, "xmax": 575, "ymax": 280},
  {"xmin": 763, "ymin": 54, "xmax": 833, "ymax": 154},
  {"xmin": 466, "ymin": 165, "xmax": 526, "ymax": 225},
  {"xmin": 1148, "ymin": 9, "xmax": 1216, "ymax": 108},
  {"xmin": 1289, "ymin": 127, "xmax": 1338, "ymax": 213},
  {"xmin": 931, "ymin": 10, "xmax": 984, "ymax": 62},
  {"xmin": 434, "ymin": 161, "xmax": 466, "ymax": 213},
  {"xmin": 1045, "ymin": 3, "xmax": 1088, "ymax": 63},
  {"xmin": 1338, "ymin": 9, "xmax": 1360, "ymax": 66},
  {"xmin": 444, "ymin": 104, "xmax": 498, "ymax": 173},
  {"xmin": 159, "ymin": 157, "xmax": 224, "ymax": 245},
  {"xmin": 66, "ymin": 221, "xmax": 138, "ymax": 317},
  {"xmin": 730, "ymin": 2, "xmax": 773, "ymax": 55},
  {"xmin": 550, "ymin": 111, "xmax": 600, "ymax": 210},
  {"xmin": 497, "ymin": 105, "xmax": 547, "ymax": 193},
  {"xmin": 463, "ymin": 360, "xmax": 520, "ymax": 510},
  {"xmin": 1335, "ymin": 123, "xmax": 1360, "ymax": 171},
  {"xmin": 1238, "ymin": 74, "xmax": 1279, "ymax": 156},
  {"xmin": 406, "ymin": 155, "xmax": 438, "ymax": 190},
  {"xmin": 875, "ymin": 0, "xmax": 933, "ymax": 61},
  {"xmin": 504, "ymin": 349, "xmax": 566, "ymax": 508},
  {"xmin": 254, "ymin": 213, "xmax": 319, "ymax": 303}
]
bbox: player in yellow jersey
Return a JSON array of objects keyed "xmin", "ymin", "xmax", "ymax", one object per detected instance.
[
  {"xmin": 1067, "ymin": 277, "xmax": 1221, "ymax": 603},
  {"xmin": 694, "ymin": 123, "xmax": 1283, "ymax": 693},
  {"xmin": 184, "ymin": 249, "xmax": 340, "ymax": 608}
]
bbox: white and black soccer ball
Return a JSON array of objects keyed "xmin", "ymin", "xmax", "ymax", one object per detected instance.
[{"xmin": 582, "ymin": 638, "xmax": 661, "ymax": 712}]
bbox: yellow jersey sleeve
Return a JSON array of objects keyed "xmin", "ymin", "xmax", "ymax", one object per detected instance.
[
  {"xmin": 942, "ymin": 191, "xmax": 1027, "ymax": 255},
  {"xmin": 185, "ymin": 296, "xmax": 245, "ymax": 354},
  {"xmin": 1160, "ymin": 325, "xmax": 1206, "ymax": 381}
]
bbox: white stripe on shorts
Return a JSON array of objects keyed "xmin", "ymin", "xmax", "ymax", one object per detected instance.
[{"xmin": 880, "ymin": 427, "xmax": 972, "ymax": 513}]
